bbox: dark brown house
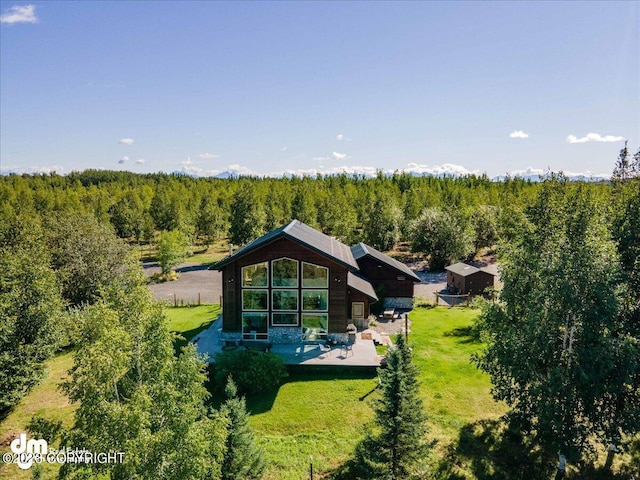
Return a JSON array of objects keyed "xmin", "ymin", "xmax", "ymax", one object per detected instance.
[
  {"xmin": 213, "ymin": 221, "xmax": 413, "ymax": 344},
  {"xmin": 445, "ymin": 262, "xmax": 495, "ymax": 295},
  {"xmin": 214, "ymin": 221, "xmax": 375, "ymax": 344},
  {"xmin": 351, "ymin": 243, "xmax": 421, "ymax": 309}
]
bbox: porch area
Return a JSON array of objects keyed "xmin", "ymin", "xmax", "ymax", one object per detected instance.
[{"xmin": 192, "ymin": 317, "xmax": 385, "ymax": 368}]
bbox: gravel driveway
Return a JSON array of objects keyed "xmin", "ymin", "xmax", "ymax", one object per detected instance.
[{"xmin": 144, "ymin": 262, "xmax": 222, "ymax": 305}]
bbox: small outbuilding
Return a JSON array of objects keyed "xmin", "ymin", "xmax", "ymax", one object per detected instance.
[{"xmin": 445, "ymin": 262, "xmax": 495, "ymax": 295}]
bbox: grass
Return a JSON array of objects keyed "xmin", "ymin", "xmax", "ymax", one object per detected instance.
[
  {"xmin": 165, "ymin": 304, "xmax": 221, "ymax": 351},
  {"xmin": 137, "ymin": 239, "xmax": 229, "ymax": 266},
  {"xmin": 240, "ymin": 306, "xmax": 505, "ymax": 479},
  {"xmin": 0, "ymin": 350, "xmax": 76, "ymax": 480},
  {"xmin": 1, "ymin": 306, "xmax": 505, "ymax": 479}
]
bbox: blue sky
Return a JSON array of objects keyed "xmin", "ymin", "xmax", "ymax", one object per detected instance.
[{"xmin": 1, "ymin": 1, "xmax": 638, "ymax": 178}]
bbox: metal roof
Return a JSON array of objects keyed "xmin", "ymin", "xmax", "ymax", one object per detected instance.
[
  {"xmin": 347, "ymin": 272, "xmax": 378, "ymax": 300},
  {"xmin": 351, "ymin": 243, "xmax": 421, "ymax": 282},
  {"xmin": 445, "ymin": 262, "xmax": 495, "ymax": 277},
  {"xmin": 213, "ymin": 220, "xmax": 359, "ymax": 271}
]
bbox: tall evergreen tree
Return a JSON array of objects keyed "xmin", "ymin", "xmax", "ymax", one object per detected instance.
[
  {"xmin": 221, "ymin": 377, "xmax": 266, "ymax": 480},
  {"xmin": 354, "ymin": 334, "xmax": 429, "ymax": 479}
]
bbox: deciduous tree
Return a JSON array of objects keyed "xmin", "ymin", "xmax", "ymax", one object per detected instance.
[
  {"xmin": 60, "ymin": 275, "xmax": 227, "ymax": 479},
  {"xmin": 0, "ymin": 216, "xmax": 64, "ymax": 413},
  {"xmin": 157, "ymin": 229, "xmax": 190, "ymax": 274},
  {"xmin": 410, "ymin": 207, "xmax": 473, "ymax": 270},
  {"xmin": 474, "ymin": 179, "xmax": 632, "ymax": 475}
]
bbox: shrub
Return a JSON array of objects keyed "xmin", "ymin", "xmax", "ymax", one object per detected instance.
[{"xmin": 213, "ymin": 349, "xmax": 287, "ymax": 395}]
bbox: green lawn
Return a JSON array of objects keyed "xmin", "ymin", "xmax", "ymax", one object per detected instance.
[
  {"xmin": 0, "ymin": 350, "xmax": 76, "ymax": 480},
  {"xmin": 243, "ymin": 306, "xmax": 505, "ymax": 479},
  {"xmin": 165, "ymin": 304, "xmax": 221, "ymax": 351},
  {"xmin": 1, "ymin": 306, "xmax": 504, "ymax": 480}
]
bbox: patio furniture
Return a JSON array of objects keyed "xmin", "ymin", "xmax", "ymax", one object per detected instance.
[
  {"xmin": 342, "ymin": 342, "xmax": 354, "ymax": 357},
  {"xmin": 318, "ymin": 343, "xmax": 332, "ymax": 358}
]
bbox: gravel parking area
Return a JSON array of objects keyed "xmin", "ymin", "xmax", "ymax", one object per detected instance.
[{"xmin": 144, "ymin": 262, "xmax": 222, "ymax": 305}]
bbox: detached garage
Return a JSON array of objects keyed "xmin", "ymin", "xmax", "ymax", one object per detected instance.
[{"xmin": 445, "ymin": 262, "xmax": 495, "ymax": 295}]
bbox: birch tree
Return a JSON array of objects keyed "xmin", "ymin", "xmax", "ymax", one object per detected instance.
[{"xmin": 474, "ymin": 178, "xmax": 626, "ymax": 476}]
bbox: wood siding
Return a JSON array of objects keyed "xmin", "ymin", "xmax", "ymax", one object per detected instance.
[
  {"xmin": 447, "ymin": 270, "xmax": 494, "ymax": 295},
  {"xmin": 220, "ymin": 237, "xmax": 350, "ymax": 334},
  {"xmin": 355, "ymin": 255, "xmax": 415, "ymax": 298}
]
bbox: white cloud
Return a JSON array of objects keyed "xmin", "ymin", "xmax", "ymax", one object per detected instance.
[
  {"xmin": 336, "ymin": 134, "xmax": 344, "ymax": 141},
  {"xmin": 0, "ymin": 164, "xmax": 64, "ymax": 175},
  {"xmin": 510, "ymin": 130, "xmax": 529, "ymax": 139},
  {"xmin": 136, "ymin": 159, "xmax": 146, "ymax": 165},
  {"xmin": 566, "ymin": 133, "xmax": 625, "ymax": 144},
  {"xmin": 181, "ymin": 157, "xmax": 193, "ymax": 166},
  {"xmin": 199, "ymin": 152, "xmax": 220, "ymax": 159},
  {"xmin": 118, "ymin": 156, "xmax": 129, "ymax": 164},
  {"xmin": 332, "ymin": 152, "xmax": 348, "ymax": 161},
  {"xmin": 281, "ymin": 147, "xmax": 288, "ymax": 152},
  {"xmin": 0, "ymin": 4, "xmax": 38, "ymax": 24},
  {"xmin": 119, "ymin": 138, "xmax": 135, "ymax": 145}
]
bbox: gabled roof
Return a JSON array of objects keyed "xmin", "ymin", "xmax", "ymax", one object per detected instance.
[
  {"xmin": 351, "ymin": 243, "xmax": 421, "ymax": 282},
  {"xmin": 213, "ymin": 220, "xmax": 359, "ymax": 271},
  {"xmin": 446, "ymin": 262, "xmax": 495, "ymax": 277},
  {"xmin": 347, "ymin": 272, "xmax": 378, "ymax": 301}
]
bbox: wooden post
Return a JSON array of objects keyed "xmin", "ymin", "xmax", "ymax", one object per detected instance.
[
  {"xmin": 198, "ymin": 292, "xmax": 201, "ymax": 305},
  {"xmin": 404, "ymin": 313, "xmax": 409, "ymax": 343},
  {"xmin": 174, "ymin": 293, "xmax": 177, "ymax": 307}
]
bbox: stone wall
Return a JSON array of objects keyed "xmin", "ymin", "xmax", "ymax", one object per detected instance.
[
  {"xmin": 384, "ymin": 297, "xmax": 414, "ymax": 309},
  {"xmin": 269, "ymin": 326, "xmax": 302, "ymax": 344}
]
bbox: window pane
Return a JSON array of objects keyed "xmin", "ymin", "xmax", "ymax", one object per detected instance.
[
  {"xmin": 272, "ymin": 258, "xmax": 298, "ymax": 287},
  {"xmin": 242, "ymin": 313, "xmax": 268, "ymax": 338},
  {"xmin": 272, "ymin": 313, "xmax": 298, "ymax": 326},
  {"xmin": 302, "ymin": 290, "xmax": 328, "ymax": 311},
  {"xmin": 242, "ymin": 262, "xmax": 268, "ymax": 287},
  {"xmin": 272, "ymin": 290, "xmax": 298, "ymax": 310},
  {"xmin": 302, "ymin": 263, "xmax": 328, "ymax": 288},
  {"xmin": 302, "ymin": 314, "xmax": 328, "ymax": 341},
  {"xmin": 242, "ymin": 290, "xmax": 268, "ymax": 310}
]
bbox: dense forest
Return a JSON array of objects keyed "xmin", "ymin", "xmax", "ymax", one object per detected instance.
[
  {"xmin": 0, "ymin": 169, "xmax": 591, "ymax": 261},
  {"xmin": 1, "ymin": 146, "xmax": 640, "ymax": 478}
]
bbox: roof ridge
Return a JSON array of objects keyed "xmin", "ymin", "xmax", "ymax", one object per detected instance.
[{"xmin": 283, "ymin": 219, "xmax": 298, "ymax": 233}]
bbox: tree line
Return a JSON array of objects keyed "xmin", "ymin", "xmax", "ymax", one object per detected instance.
[{"xmin": 0, "ymin": 168, "xmax": 613, "ymax": 267}]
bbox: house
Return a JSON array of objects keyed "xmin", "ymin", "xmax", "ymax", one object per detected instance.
[
  {"xmin": 213, "ymin": 220, "xmax": 416, "ymax": 345},
  {"xmin": 445, "ymin": 262, "xmax": 495, "ymax": 295},
  {"xmin": 351, "ymin": 242, "xmax": 421, "ymax": 309}
]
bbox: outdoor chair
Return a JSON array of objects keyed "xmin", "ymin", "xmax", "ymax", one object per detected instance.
[
  {"xmin": 318, "ymin": 343, "xmax": 332, "ymax": 358},
  {"xmin": 342, "ymin": 342, "xmax": 354, "ymax": 357}
]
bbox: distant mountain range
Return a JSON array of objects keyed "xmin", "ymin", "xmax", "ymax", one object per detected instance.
[
  {"xmin": 2, "ymin": 163, "xmax": 611, "ymax": 182},
  {"xmin": 176, "ymin": 163, "xmax": 611, "ymax": 182}
]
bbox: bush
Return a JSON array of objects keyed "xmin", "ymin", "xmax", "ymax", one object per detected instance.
[{"xmin": 213, "ymin": 349, "xmax": 287, "ymax": 395}]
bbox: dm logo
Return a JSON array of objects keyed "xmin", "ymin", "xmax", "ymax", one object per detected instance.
[{"xmin": 10, "ymin": 433, "xmax": 48, "ymax": 469}]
